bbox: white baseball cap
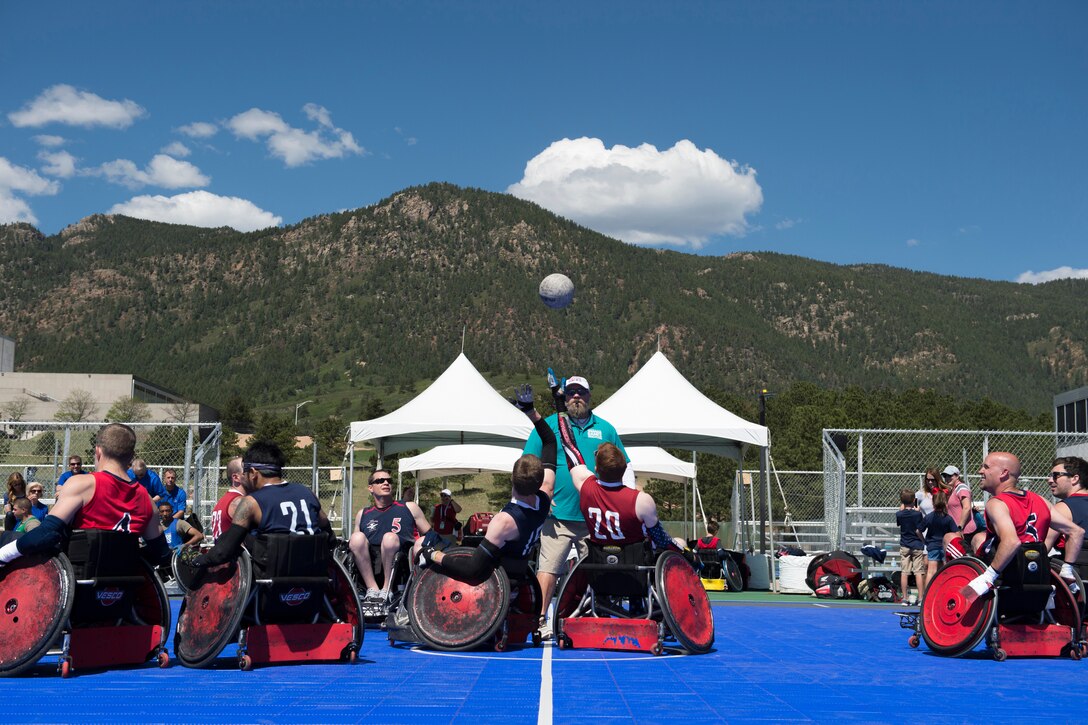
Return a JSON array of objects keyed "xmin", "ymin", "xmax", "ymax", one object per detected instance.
[
  {"xmin": 440, "ymin": 489, "xmax": 452, "ymax": 497},
  {"xmin": 942, "ymin": 465, "xmax": 961, "ymax": 477},
  {"xmin": 565, "ymin": 376, "xmax": 590, "ymax": 392}
]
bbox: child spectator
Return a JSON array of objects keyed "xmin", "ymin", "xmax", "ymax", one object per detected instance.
[
  {"xmin": 4, "ymin": 472, "xmax": 27, "ymax": 531},
  {"xmin": 11, "ymin": 497, "xmax": 40, "ymax": 532},
  {"xmin": 919, "ymin": 490, "xmax": 959, "ymax": 588},
  {"xmin": 896, "ymin": 489, "xmax": 926, "ymax": 603}
]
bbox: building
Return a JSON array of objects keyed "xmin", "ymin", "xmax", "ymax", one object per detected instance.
[
  {"xmin": 0, "ymin": 371, "xmax": 216, "ymax": 423},
  {"xmin": 1055, "ymin": 386, "xmax": 1088, "ymax": 459}
]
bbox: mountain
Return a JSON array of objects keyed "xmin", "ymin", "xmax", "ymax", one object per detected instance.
[{"xmin": 2, "ymin": 182, "xmax": 1084, "ymax": 414}]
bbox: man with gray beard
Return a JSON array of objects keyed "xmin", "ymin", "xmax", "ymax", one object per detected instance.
[{"xmin": 522, "ymin": 374, "xmax": 633, "ymax": 639}]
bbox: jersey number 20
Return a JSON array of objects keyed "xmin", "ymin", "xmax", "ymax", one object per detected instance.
[{"xmin": 588, "ymin": 507, "xmax": 624, "ymax": 541}]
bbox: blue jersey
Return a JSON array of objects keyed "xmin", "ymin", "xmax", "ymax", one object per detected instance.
[
  {"xmin": 162, "ymin": 518, "xmax": 182, "ymax": 550},
  {"xmin": 359, "ymin": 501, "xmax": 416, "ymax": 545},
  {"xmin": 251, "ymin": 482, "xmax": 322, "ymax": 535},
  {"xmin": 920, "ymin": 511, "xmax": 959, "ymax": 553},
  {"xmin": 498, "ymin": 492, "xmax": 551, "ymax": 560},
  {"xmin": 523, "ymin": 412, "xmax": 627, "ymax": 521}
]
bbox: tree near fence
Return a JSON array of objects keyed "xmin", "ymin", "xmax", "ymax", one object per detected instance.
[{"xmin": 54, "ymin": 389, "xmax": 97, "ymax": 422}]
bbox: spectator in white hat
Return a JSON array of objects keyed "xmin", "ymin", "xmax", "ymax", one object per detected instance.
[{"xmin": 431, "ymin": 488, "xmax": 462, "ymax": 546}]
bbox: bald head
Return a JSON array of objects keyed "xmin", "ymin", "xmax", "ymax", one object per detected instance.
[{"xmin": 980, "ymin": 451, "xmax": 1021, "ymax": 494}]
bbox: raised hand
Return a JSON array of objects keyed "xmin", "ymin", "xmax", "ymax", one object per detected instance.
[{"xmin": 511, "ymin": 383, "xmax": 535, "ymax": 413}]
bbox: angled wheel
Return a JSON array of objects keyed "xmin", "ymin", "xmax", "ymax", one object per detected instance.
[
  {"xmin": 552, "ymin": 557, "xmax": 589, "ymax": 642},
  {"xmin": 1050, "ymin": 559, "xmax": 1086, "ymax": 619},
  {"xmin": 805, "ymin": 553, "xmax": 831, "ymax": 592},
  {"xmin": 175, "ymin": 550, "xmax": 253, "ymax": 668},
  {"xmin": 722, "ymin": 557, "xmax": 743, "ymax": 592},
  {"xmin": 329, "ymin": 555, "xmax": 365, "ymax": 652},
  {"xmin": 0, "ymin": 553, "xmax": 75, "ymax": 678},
  {"xmin": 920, "ymin": 557, "xmax": 996, "ymax": 657},
  {"xmin": 407, "ymin": 547, "xmax": 509, "ymax": 651},
  {"xmin": 809, "ymin": 551, "xmax": 862, "ymax": 591},
  {"xmin": 656, "ymin": 551, "xmax": 714, "ymax": 654}
]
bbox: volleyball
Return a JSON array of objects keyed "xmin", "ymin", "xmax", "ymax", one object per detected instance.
[{"xmin": 539, "ymin": 273, "xmax": 575, "ymax": 309}]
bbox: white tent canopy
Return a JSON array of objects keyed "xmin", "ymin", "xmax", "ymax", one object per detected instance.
[
  {"xmin": 398, "ymin": 444, "xmax": 696, "ymax": 484},
  {"xmin": 593, "ymin": 351, "xmax": 769, "ymax": 460},
  {"xmin": 348, "ymin": 353, "xmax": 532, "ymax": 457}
]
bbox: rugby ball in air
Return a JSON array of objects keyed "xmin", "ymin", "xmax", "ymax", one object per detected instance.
[{"xmin": 539, "ymin": 273, "xmax": 575, "ymax": 309}]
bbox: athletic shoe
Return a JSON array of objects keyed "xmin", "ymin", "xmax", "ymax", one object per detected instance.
[{"xmin": 364, "ymin": 588, "xmax": 382, "ymax": 601}]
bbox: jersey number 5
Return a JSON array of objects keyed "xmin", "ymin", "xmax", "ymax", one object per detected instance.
[{"xmin": 588, "ymin": 507, "xmax": 624, "ymax": 541}]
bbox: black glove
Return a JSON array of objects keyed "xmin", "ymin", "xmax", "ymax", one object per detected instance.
[
  {"xmin": 547, "ymin": 367, "xmax": 567, "ymax": 414},
  {"xmin": 190, "ymin": 554, "xmax": 209, "ymax": 568},
  {"xmin": 510, "ymin": 383, "xmax": 535, "ymax": 413},
  {"xmin": 178, "ymin": 546, "xmax": 203, "ymax": 567},
  {"xmin": 417, "ymin": 544, "xmax": 439, "ymax": 568}
]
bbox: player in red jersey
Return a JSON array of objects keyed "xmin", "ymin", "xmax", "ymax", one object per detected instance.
[
  {"xmin": 0, "ymin": 423, "xmax": 171, "ymax": 568},
  {"xmin": 557, "ymin": 417, "xmax": 683, "ymax": 553},
  {"xmin": 210, "ymin": 456, "xmax": 251, "ymax": 540},
  {"xmin": 966, "ymin": 451, "xmax": 1083, "ymax": 596}
]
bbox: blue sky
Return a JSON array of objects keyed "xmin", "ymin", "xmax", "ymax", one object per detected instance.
[{"xmin": 1, "ymin": 1, "xmax": 1084, "ymax": 283}]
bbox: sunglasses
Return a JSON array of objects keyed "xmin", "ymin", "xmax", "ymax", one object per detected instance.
[
  {"xmin": 1049, "ymin": 471, "xmax": 1073, "ymax": 481},
  {"xmin": 28, "ymin": 488, "xmax": 43, "ymax": 494},
  {"xmin": 68, "ymin": 462, "xmax": 80, "ymax": 467},
  {"xmin": 371, "ymin": 477, "xmax": 393, "ymax": 485},
  {"xmin": 925, "ymin": 478, "xmax": 937, "ymax": 483},
  {"xmin": 565, "ymin": 386, "xmax": 589, "ymax": 397}
]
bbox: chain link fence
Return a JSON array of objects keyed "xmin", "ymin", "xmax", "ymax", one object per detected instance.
[{"xmin": 822, "ymin": 429, "xmax": 1088, "ymax": 553}]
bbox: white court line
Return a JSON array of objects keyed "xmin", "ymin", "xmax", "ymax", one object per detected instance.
[
  {"xmin": 812, "ymin": 603, "xmax": 829, "ymax": 608},
  {"xmin": 538, "ymin": 642, "xmax": 553, "ymax": 725},
  {"xmin": 408, "ymin": 645, "xmax": 685, "ymax": 663}
]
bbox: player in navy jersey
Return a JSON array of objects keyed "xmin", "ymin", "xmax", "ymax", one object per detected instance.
[
  {"xmin": 966, "ymin": 451, "xmax": 1083, "ymax": 597},
  {"xmin": 417, "ymin": 384, "xmax": 557, "ymax": 578},
  {"xmin": 1045, "ymin": 456, "xmax": 1088, "ymax": 569},
  {"xmin": 348, "ymin": 469, "xmax": 433, "ymax": 603},
  {"xmin": 191, "ymin": 441, "xmax": 333, "ymax": 569}
]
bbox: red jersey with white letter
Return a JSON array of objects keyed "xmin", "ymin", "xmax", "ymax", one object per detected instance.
[
  {"xmin": 72, "ymin": 471, "xmax": 154, "ymax": 534},
  {"xmin": 982, "ymin": 490, "xmax": 1051, "ymax": 556},
  {"xmin": 211, "ymin": 489, "xmax": 244, "ymax": 540},
  {"xmin": 579, "ymin": 475, "xmax": 645, "ymax": 546}
]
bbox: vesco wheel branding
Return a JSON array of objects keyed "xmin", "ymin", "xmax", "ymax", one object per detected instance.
[
  {"xmin": 280, "ymin": 588, "xmax": 311, "ymax": 606},
  {"xmin": 96, "ymin": 587, "xmax": 124, "ymax": 606}
]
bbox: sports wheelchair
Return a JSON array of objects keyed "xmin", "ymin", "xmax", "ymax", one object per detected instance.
[
  {"xmin": 694, "ymin": 547, "xmax": 744, "ymax": 592},
  {"xmin": 552, "ymin": 542, "xmax": 714, "ymax": 655},
  {"xmin": 386, "ymin": 547, "xmax": 543, "ymax": 651},
  {"xmin": 910, "ymin": 543, "xmax": 1085, "ymax": 660},
  {"xmin": 334, "ymin": 537, "xmax": 414, "ymax": 625},
  {"xmin": 173, "ymin": 533, "xmax": 362, "ymax": 669},
  {"xmin": 0, "ymin": 529, "xmax": 171, "ymax": 677}
]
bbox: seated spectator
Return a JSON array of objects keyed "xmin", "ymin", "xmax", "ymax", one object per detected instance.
[
  {"xmin": 11, "ymin": 497, "xmax": 40, "ymax": 532},
  {"xmin": 696, "ymin": 520, "xmax": 722, "ymax": 550},
  {"xmin": 129, "ymin": 458, "xmax": 167, "ymax": 503},
  {"xmin": 159, "ymin": 502, "xmax": 203, "ymax": 551},
  {"xmin": 4, "ymin": 472, "xmax": 27, "ymax": 531},
  {"xmin": 55, "ymin": 455, "xmax": 87, "ymax": 488},
  {"xmin": 160, "ymin": 469, "xmax": 187, "ymax": 520},
  {"xmin": 26, "ymin": 482, "xmax": 48, "ymax": 522}
]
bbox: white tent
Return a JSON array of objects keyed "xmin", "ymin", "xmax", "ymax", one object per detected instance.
[
  {"xmin": 348, "ymin": 353, "xmax": 532, "ymax": 458},
  {"xmin": 593, "ymin": 350, "xmax": 768, "ymax": 461},
  {"xmin": 398, "ymin": 444, "xmax": 696, "ymax": 484}
]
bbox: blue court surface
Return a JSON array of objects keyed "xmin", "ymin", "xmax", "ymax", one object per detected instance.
[{"xmin": 9, "ymin": 597, "xmax": 1088, "ymax": 724}]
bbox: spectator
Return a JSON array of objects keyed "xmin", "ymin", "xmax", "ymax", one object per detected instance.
[
  {"xmin": 696, "ymin": 520, "xmax": 722, "ymax": 550},
  {"xmin": 55, "ymin": 455, "xmax": 87, "ymax": 488},
  {"xmin": 942, "ymin": 465, "xmax": 983, "ymax": 553},
  {"xmin": 26, "ymin": 482, "xmax": 48, "ymax": 522},
  {"xmin": 129, "ymin": 458, "xmax": 167, "ymax": 503},
  {"xmin": 523, "ymin": 373, "xmax": 632, "ymax": 638},
  {"xmin": 896, "ymin": 488, "xmax": 926, "ymax": 603},
  {"xmin": 4, "ymin": 472, "xmax": 27, "ymax": 531},
  {"xmin": 919, "ymin": 490, "xmax": 958, "ymax": 588},
  {"xmin": 916, "ymin": 467, "xmax": 948, "ymax": 516},
  {"xmin": 1045, "ymin": 456, "xmax": 1088, "ymax": 570},
  {"xmin": 160, "ymin": 469, "xmax": 187, "ymax": 520},
  {"xmin": 431, "ymin": 488, "xmax": 462, "ymax": 545},
  {"xmin": 158, "ymin": 502, "xmax": 203, "ymax": 551},
  {"xmin": 11, "ymin": 498, "xmax": 40, "ymax": 532}
]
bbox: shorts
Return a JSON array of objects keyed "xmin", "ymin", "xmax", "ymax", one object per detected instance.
[
  {"xmin": 926, "ymin": 548, "xmax": 944, "ymax": 562},
  {"xmin": 899, "ymin": 547, "xmax": 926, "ymax": 575},
  {"xmin": 536, "ymin": 517, "xmax": 589, "ymax": 575}
]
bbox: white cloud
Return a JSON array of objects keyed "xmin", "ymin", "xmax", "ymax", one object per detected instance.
[
  {"xmin": 160, "ymin": 141, "xmax": 191, "ymax": 157},
  {"xmin": 906, "ymin": 238, "xmax": 920, "ymax": 247},
  {"xmin": 227, "ymin": 105, "xmax": 364, "ymax": 167},
  {"xmin": 91, "ymin": 154, "xmax": 210, "ymax": 189},
  {"xmin": 33, "ymin": 134, "xmax": 66, "ymax": 147},
  {"xmin": 109, "ymin": 190, "xmax": 282, "ymax": 232},
  {"xmin": 39, "ymin": 149, "xmax": 78, "ymax": 178},
  {"xmin": 395, "ymin": 126, "xmax": 417, "ymax": 146},
  {"xmin": 507, "ymin": 138, "xmax": 763, "ymax": 247},
  {"xmin": 8, "ymin": 84, "xmax": 146, "ymax": 129},
  {"xmin": 1016, "ymin": 266, "xmax": 1088, "ymax": 284},
  {"xmin": 775, "ymin": 218, "xmax": 800, "ymax": 230},
  {"xmin": 178, "ymin": 121, "xmax": 219, "ymax": 139},
  {"xmin": 0, "ymin": 157, "xmax": 60, "ymax": 225}
]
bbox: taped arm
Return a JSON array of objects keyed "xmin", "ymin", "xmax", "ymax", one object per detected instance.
[
  {"xmin": 435, "ymin": 539, "xmax": 501, "ymax": 580},
  {"xmin": 0, "ymin": 515, "xmax": 69, "ymax": 563},
  {"xmin": 194, "ymin": 523, "xmax": 248, "ymax": 567}
]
